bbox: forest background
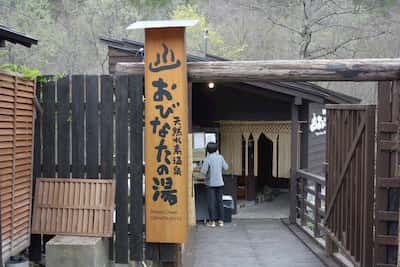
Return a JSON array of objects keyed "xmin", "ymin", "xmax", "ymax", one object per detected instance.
[{"xmin": 1, "ymin": 0, "xmax": 400, "ymax": 103}]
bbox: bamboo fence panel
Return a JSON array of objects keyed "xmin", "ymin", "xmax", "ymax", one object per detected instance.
[{"xmin": 32, "ymin": 178, "xmax": 115, "ymax": 237}]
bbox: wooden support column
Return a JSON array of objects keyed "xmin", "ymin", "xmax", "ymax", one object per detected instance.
[
  {"xmin": 299, "ymin": 102, "xmax": 309, "ymax": 170},
  {"xmin": 290, "ymin": 102, "xmax": 299, "ymax": 224},
  {"xmin": 187, "ymin": 81, "xmax": 196, "ymax": 226}
]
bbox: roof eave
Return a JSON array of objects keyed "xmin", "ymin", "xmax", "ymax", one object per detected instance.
[{"xmin": 0, "ymin": 26, "xmax": 38, "ymax": 47}]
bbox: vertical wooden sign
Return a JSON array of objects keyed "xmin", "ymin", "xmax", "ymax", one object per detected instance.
[{"xmin": 144, "ymin": 27, "xmax": 188, "ymax": 243}]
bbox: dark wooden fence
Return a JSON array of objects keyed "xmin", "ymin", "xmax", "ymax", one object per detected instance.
[
  {"xmin": 375, "ymin": 81, "xmax": 400, "ymax": 266},
  {"xmin": 325, "ymin": 104, "xmax": 375, "ymax": 267},
  {"xmin": 29, "ymin": 75, "xmax": 144, "ymax": 264}
]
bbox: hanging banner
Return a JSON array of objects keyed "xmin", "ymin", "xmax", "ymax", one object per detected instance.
[{"xmin": 144, "ymin": 26, "xmax": 189, "ymax": 243}]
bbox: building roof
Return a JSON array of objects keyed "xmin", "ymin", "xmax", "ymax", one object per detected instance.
[
  {"xmin": 100, "ymin": 37, "xmax": 360, "ymax": 104},
  {"xmin": 0, "ymin": 24, "xmax": 38, "ymax": 48}
]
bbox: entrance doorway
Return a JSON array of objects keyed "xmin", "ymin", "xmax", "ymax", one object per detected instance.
[{"xmin": 257, "ymin": 133, "xmax": 273, "ymax": 190}]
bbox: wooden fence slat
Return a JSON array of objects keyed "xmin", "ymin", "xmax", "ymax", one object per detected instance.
[
  {"xmin": 100, "ymin": 75, "xmax": 113, "ymax": 180},
  {"xmin": 363, "ymin": 106, "xmax": 375, "ymax": 266},
  {"xmin": 355, "ymin": 111, "xmax": 362, "ymax": 261},
  {"xmin": 146, "ymin": 243, "xmax": 160, "ymax": 261},
  {"xmin": 115, "ymin": 75, "xmax": 129, "ymax": 263},
  {"xmin": 57, "ymin": 76, "xmax": 70, "ymax": 178},
  {"xmin": 376, "ymin": 235, "xmax": 399, "ymax": 246},
  {"xmin": 128, "ymin": 75, "xmax": 143, "ymax": 261},
  {"xmin": 29, "ymin": 79, "xmax": 42, "ymax": 262},
  {"xmin": 41, "ymin": 79, "xmax": 56, "ymax": 248},
  {"xmin": 159, "ymin": 243, "xmax": 178, "ymax": 262},
  {"xmin": 86, "ymin": 75, "xmax": 99, "ymax": 179},
  {"xmin": 100, "ymin": 75, "xmax": 114, "ymax": 260},
  {"xmin": 42, "ymin": 80, "xmax": 55, "ymax": 178},
  {"xmin": 347, "ymin": 110, "xmax": 354, "ymax": 254},
  {"xmin": 377, "ymin": 177, "xmax": 400, "ymax": 188},
  {"xmin": 377, "ymin": 211, "xmax": 399, "ymax": 222},
  {"xmin": 71, "ymin": 75, "xmax": 84, "ymax": 178}
]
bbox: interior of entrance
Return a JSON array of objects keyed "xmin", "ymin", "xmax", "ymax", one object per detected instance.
[
  {"xmin": 235, "ymin": 132, "xmax": 290, "ymax": 219},
  {"xmin": 191, "ymin": 82, "xmax": 292, "ymax": 220},
  {"xmin": 258, "ymin": 134, "xmax": 273, "ymax": 189}
]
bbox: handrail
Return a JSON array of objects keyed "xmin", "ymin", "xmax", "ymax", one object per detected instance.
[
  {"xmin": 296, "ymin": 169, "xmax": 325, "ymax": 186},
  {"xmin": 295, "ymin": 168, "xmax": 326, "ymax": 244}
]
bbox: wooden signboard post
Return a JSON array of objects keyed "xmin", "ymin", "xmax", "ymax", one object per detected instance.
[{"xmin": 128, "ymin": 20, "xmax": 197, "ymax": 243}]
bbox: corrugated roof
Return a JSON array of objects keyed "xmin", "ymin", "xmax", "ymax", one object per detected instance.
[{"xmin": 99, "ymin": 37, "xmax": 360, "ymax": 104}]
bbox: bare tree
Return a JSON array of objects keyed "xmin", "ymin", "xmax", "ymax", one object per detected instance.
[{"xmin": 230, "ymin": 0, "xmax": 388, "ymax": 59}]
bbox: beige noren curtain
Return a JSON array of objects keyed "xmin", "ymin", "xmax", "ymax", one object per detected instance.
[{"xmin": 219, "ymin": 121, "xmax": 293, "ymax": 178}]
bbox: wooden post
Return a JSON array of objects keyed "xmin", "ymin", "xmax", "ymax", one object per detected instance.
[
  {"xmin": 314, "ymin": 182, "xmax": 321, "ymax": 238},
  {"xmin": 115, "ymin": 75, "xmax": 129, "ymax": 263},
  {"xmin": 300, "ymin": 177, "xmax": 306, "ymax": 226},
  {"xmin": 129, "ymin": 75, "xmax": 144, "ymax": 261},
  {"xmin": 362, "ymin": 105, "xmax": 375, "ymax": 267},
  {"xmin": 290, "ymin": 103, "xmax": 299, "ymax": 224},
  {"xmin": 29, "ymin": 79, "xmax": 42, "ymax": 262},
  {"xmin": 325, "ymin": 110, "xmax": 334, "ymax": 257},
  {"xmin": 376, "ymin": 82, "xmax": 394, "ymax": 265}
]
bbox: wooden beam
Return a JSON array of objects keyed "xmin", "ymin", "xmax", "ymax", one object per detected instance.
[
  {"xmin": 116, "ymin": 59, "xmax": 400, "ymax": 82},
  {"xmin": 295, "ymin": 96, "xmax": 302, "ymax": 105}
]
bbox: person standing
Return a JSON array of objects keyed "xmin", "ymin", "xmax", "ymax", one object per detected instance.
[{"xmin": 201, "ymin": 142, "xmax": 229, "ymax": 227}]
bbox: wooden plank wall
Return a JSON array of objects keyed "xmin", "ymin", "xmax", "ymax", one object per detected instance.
[
  {"xmin": 0, "ymin": 71, "xmax": 36, "ymax": 264},
  {"xmin": 108, "ymin": 48, "xmax": 142, "ymax": 75},
  {"xmin": 29, "ymin": 75, "xmax": 144, "ymax": 264}
]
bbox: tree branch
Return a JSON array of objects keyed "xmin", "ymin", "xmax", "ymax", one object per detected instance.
[
  {"xmin": 310, "ymin": 10, "xmax": 357, "ymax": 26},
  {"xmin": 312, "ymin": 24, "xmax": 360, "ymax": 33},
  {"xmin": 309, "ymin": 31, "xmax": 387, "ymax": 59},
  {"xmin": 233, "ymin": 1, "xmax": 303, "ymax": 35}
]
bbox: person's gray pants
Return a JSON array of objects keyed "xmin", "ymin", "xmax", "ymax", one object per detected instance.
[{"xmin": 207, "ymin": 186, "xmax": 224, "ymax": 221}]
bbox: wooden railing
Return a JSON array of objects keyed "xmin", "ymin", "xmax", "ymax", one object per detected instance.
[{"xmin": 296, "ymin": 169, "xmax": 326, "ymax": 246}]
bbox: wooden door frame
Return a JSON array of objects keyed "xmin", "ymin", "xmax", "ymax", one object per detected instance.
[{"xmin": 117, "ymin": 58, "xmax": 400, "ymax": 266}]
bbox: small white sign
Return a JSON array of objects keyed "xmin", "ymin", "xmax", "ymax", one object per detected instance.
[
  {"xmin": 205, "ymin": 133, "xmax": 217, "ymax": 144},
  {"xmin": 309, "ymin": 109, "xmax": 326, "ymax": 136}
]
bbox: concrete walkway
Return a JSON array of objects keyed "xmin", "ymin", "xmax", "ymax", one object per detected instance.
[
  {"xmin": 234, "ymin": 192, "xmax": 290, "ymax": 219},
  {"xmin": 193, "ymin": 219, "xmax": 325, "ymax": 267}
]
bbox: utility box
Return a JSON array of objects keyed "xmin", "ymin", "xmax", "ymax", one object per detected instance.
[{"xmin": 223, "ymin": 195, "xmax": 234, "ymax": 223}]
